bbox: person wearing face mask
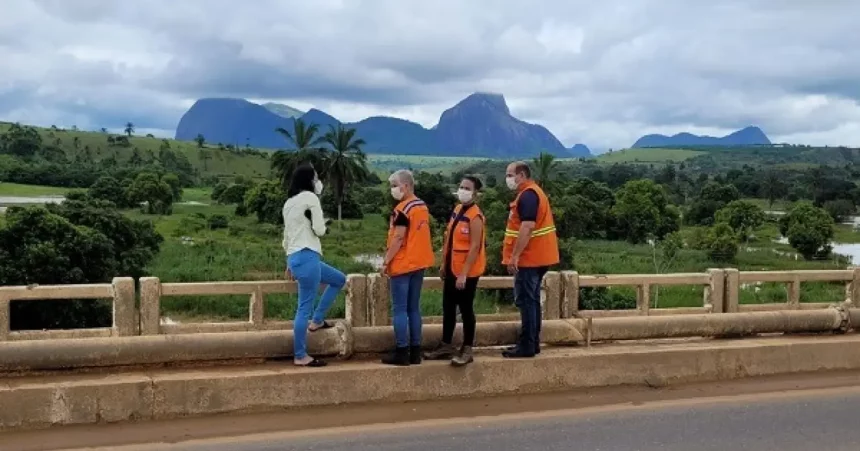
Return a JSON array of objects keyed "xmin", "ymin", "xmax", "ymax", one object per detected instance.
[
  {"xmin": 501, "ymin": 161, "xmax": 559, "ymax": 359},
  {"xmin": 381, "ymin": 169, "xmax": 435, "ymax": 366},
  {"xmin": 424, "ymin": 176, "xmax": 486, "ymax": 366},
  {"xmin": 282, "ymin": 163, "xmax": 346, "ymax": 367}
]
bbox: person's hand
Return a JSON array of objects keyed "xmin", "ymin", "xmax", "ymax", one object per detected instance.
[
  {"xmin": 507, "ymin": 255, "xmax": 519, "ymax": 275},
  {"xmin": 284, "ymin": 268, "xmax": 294, "ymax": 281},
  {"xmin": 456, "ymin": 274, "xmax": 467, "ymax": 290},
  {"xmin": 439, "ymin": 266, "xmax": 446, "ymax": 280},
  {"xmin": 380, "ymin": 262, "xmax": 388, "ymax": 276}
]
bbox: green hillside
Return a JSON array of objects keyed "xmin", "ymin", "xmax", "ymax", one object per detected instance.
[
  {"xmin": 0, "ymin": 122, "xmax": 272, "ymax": 179},
  {"xmin": 596, "ymin": 148, "xmax": 705, "ymax": 163}
]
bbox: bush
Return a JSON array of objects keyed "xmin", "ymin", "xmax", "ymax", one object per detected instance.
[
  {"xmin": 207, "ymin": 214, "xmax": 229, "ymax": 230},
  {"xmin": 701, "ymin": 222, "xmax": 739, "ymax": 262},
  {"xmin": 714, "ymin": 200, "xmax": 765, "ymax": 242}
]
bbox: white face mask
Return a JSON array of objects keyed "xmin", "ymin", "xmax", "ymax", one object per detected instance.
[
  {"xmin": 390, "ymin": 186, "xmax": 404, "ymax": 201},
  {"xmin": 505, "ymin": 176, "xmax": 518, "ymax": 191},
  {"xmin": 313, "ymin": 180, "xmax": 323, "ymax": 195},
  {"xmin": 457, "ymin": 188, "xmax": 473, "ymax": 204}
]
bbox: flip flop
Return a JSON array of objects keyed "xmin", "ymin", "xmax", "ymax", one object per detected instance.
[
  {"xmin": 308, "ymin": 320, "xmax": 335, "ymax": 332},
  {"xmin": 295, "ymin": 358, "xmax": 327, "ymax": 368}
]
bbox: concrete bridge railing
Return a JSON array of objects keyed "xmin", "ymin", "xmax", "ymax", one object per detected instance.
[{"xmin": 1, "ymin": 268, "xmax": 859, "ymax": 342}]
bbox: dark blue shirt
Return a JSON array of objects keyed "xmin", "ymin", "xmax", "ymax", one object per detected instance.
[{"xmin": 517, "ymin": 189, "xmax": 539, "ymax": 222}]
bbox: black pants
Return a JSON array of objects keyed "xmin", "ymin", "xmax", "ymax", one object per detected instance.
[{"xmin": 442, "ymin": 275, "xmax": 479, "ymax": 347}]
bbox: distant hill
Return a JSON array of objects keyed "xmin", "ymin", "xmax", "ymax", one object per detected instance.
[
  {"xmin": 262, "ymin": 102, "xmax": 304, "ymax": 119},
  {"xmin": 568, "ymin": 144, "xmax": 591, "ymax": 157},
  {"xmin": 631, "ymin": 126, "xmax": 771, "ymax": 148},
  {"xmin": 174, "ymin": 93, "xmax": 590, "ymax": 158}
]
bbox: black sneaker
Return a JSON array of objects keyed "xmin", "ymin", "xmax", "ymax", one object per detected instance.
[
  {"xmin": 381, "ymin": 347, "xmax": 410, "ymax": 366},
  {"xmin": 409, "ymin": 345, "xmax": 423, "ymax": 365}
]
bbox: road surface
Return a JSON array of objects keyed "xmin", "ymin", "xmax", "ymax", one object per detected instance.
[{"xmin": 59, "ymin": 385, "xmax": 860, "ymax": 451}]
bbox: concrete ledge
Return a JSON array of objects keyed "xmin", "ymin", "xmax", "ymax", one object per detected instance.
[{"xmin": 3, "ymin": 334, "xmax": 860, "ymax": 431}]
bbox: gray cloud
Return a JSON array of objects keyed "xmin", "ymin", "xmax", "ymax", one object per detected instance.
[{"xmin": 1, "ymin": 0, "xmax": 859, "ymax": 150}]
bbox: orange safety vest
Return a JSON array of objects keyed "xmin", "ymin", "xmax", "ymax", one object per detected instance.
[
  {"xmin": 442, "ymin": 203, "xmax": 486, "ymax": 278},
  {"xmin": 502, "ymin": 181, "xmax": 560, "ymax": 268},
  {"xmin": 386, "ymin": 195, "xmax": 435, "ymax": 277}
]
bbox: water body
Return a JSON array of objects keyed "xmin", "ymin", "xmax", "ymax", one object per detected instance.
[
  {"xmin": 774, "ymin": 236, "xmax": 860, "ymax": 265},
  {"xmin": 0, "ymin": 195, "xmax": 66, "ymax": 213}
]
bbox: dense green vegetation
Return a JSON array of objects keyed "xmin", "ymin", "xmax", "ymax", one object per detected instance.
[{"xmin": 4, "ymin": 119, "xmax": 860, "ymax": 329}]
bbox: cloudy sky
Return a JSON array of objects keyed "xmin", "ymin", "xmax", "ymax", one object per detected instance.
[{"xmin": 2, "ymin": 0, "xmax": 859, "ymax": 151}]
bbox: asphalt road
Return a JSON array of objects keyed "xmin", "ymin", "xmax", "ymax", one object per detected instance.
[{"xmin": 83, "ymin": 386, "xmax": 860, "ymax": 451}]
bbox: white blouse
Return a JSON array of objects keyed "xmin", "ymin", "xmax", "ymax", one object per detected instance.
[{"xmin": 282, "ymin": 191, "xmax": 327, "ymax": 256}]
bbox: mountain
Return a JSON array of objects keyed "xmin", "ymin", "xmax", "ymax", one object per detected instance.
[
  {"xmin": 262, "ymin": 102, "xmax": 304, "ymax": 119},
  {"xmin": 631, "ymin": 126, "xmax": 771, "ymax": 148},
  {"xmin": 174, "ymin": 93, "xmax": 591, "ymax": 158},
  {"xmin": 568, "ymin": 143, "xmax": 591, "ymax": 157},
  {"xmin": 433, "ymin": 93, "xmax": 568, "ymax": 157}
]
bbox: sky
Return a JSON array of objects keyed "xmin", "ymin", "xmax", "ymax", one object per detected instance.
[{"xmin": 2, "ymin": 0, "xmax": 860, "ymax": 152}]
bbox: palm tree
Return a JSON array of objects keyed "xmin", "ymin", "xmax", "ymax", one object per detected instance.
[
  {"xmin": 271, "ymin": 118, "xmax": 327, "ymax": 188},
  {"xmin": 533, "ymin": 151, "xmax": 559, "ymax": 187},
  {"xmin": 321, "ymin": 124, "xmax": 370, "ymax": 222},
  {"xmin": 124, "ymin": 122, "xmax": 134, "ymax": 137}
]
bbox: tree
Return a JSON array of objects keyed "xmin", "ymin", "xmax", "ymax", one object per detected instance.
[
  {"xmin": 714, "ymin": 200, "xmax": 765, "ymax": 242},
  {"xmin": 0, "ymin": 123, "xmax": 42, "ymax": 158},
  {"xmin": 823, "ymin": 199, "xmax": 854, "ymax": 223},
  {"xmin": 124, "ymin": 122, "xmax": 135, "ymax": 137},
  {"xmin": 126, "ymin": 172, "xmax": 175, "ymax": 215},
  {"xmin": 610, "ymin": 179, "xmax": 679, "ymax": 244},
  {"xmin": 0, "ymin": 200, "xmax": 161, "ymax": 330},
  {"xmin": 759, "ymin": 170, "xmax": 788, "ymax": 208},
  {"xmin": 701, "ymin": 222, "xmax": 739, "ymax": 262},
  {"xmin": 779, "ymin": 202, "xmax": 835, "ymax": 260},
  {"xmin": 532, "ymin": 151, "xmax": 558, "ymax": 188},
  {"xmin": 685, "ymin": 181, "xmax": 741, "ymax": 226},
  {"xmin": 320, "ymin": 124, "xmax": 370, "ymax": 222},
  {"xmin": 88, "ymin": 176, "xmax": 132, "ymax": 208},
  {"xmin": 271, "ymin": 118, "xmax": 326, "ymax": 188},
  {"xmin": 195, "ymin": 134, "xmax": 206, "ymax": 148},
  {"xmin": 244, "ymin": 180, "xmax": 286, "ymax": 224}
]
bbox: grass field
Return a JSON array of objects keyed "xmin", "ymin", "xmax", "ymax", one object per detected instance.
[
  {"xmin": 367, "ymin": 154, "xmax": 490, "ymax": 175},
  {"xmin": 596, "ymin": 148, "xmax": 705, "ymax": 163},
  {"xmin": 0, "ymin": 182, "xmax": 80, "ymax": 197},
  {"xmin": 0, "ymin": 123, "xmax": 273, "ymax": 179}
]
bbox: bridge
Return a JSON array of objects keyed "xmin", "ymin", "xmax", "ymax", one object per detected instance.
[{"xmin": 2, "ymin": 269, "xmax": 860, "ymax": 448}]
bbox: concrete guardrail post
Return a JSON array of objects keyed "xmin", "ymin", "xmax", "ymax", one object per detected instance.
[
  {"xmin": 787, "ymin": 273, "xmax": 801, "ymax": 309},
  {"xmin": 367, "ymin": 274, "xmax": 390, "ymax": 326},
  {"xmin": 849, "ymin": 267, "xmax": 860, "ymax": 308},
  {"xmin": 543, "ymin": 272, "xmax": 561, "ymax": 320},
  {"xmin": 724, "ymin": 268, "xmax": 740, "ymax": 313},
  {"xmin": 249, "ymin": 285, "xmax": 265, "ymax": 326},
  {"xmin": 0, "ymin": 293, "xmax": 8, "ymax": 341},
  {"xmin": 139, "ymin": 277, "xmax": 162, "ymax": 335},
  {"xmin": 706, "ymin": 268, "xmax": 726, "ymax": 314},
  {"xmin": 345, "ymin": 274, "xmax": 369, "ymax": 327},
  {"xmin": 560, "ymin": 271, "xmax": 579, "ymax": 318},
  {"xmin": 111, "ymin": 277, "xmax": 136, "ymax": 337},
  {"xmin": 636, "ymin": 283, "xmax": 651, "ymax": 315}
]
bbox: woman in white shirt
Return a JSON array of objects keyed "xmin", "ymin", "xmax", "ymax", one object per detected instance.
[{"xmin": 283, "ymin": 163, "xmax": 346, "ymax": 367}]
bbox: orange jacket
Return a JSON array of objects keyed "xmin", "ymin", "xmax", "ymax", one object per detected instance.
[
  {"xmin": 442, "ymin": 203, "xmax": 486, "ymax": 278},
  {"xmin": 502, "ymin": 181, "xmax": 560, "ymax": 268},
  {"xmin": 386, "ymin": 196, "xmax": 435, "ymax": 276}
]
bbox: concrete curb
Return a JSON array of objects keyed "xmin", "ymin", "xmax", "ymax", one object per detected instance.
[{"xmin": 3, "ymin": 335, "xmax": 860, "ymax": 431}]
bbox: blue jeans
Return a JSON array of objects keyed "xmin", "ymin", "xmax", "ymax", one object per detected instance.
[
  {"xmin": 390, "ymin": 269, "xmax": 425, "ymax": 348},
  {"xmin": 514, "ymin": 267, "xmax": 548, "ymax": 354},
  {"xmin": 287, "ymin": 249, "xmax": 346, "ymax": 359}
]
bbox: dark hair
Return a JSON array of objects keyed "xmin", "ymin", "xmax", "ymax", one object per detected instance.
[
  {"xmin": 462, "ymin": 175, "xmax": 483, "ymax": 191},
  {"xmin": 287, "ymin": 163, "xmax": 316, "ymax": 198},
  {"xmin": 513, "ymin": 161, "xmax": 531, "ymax": 179}
]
